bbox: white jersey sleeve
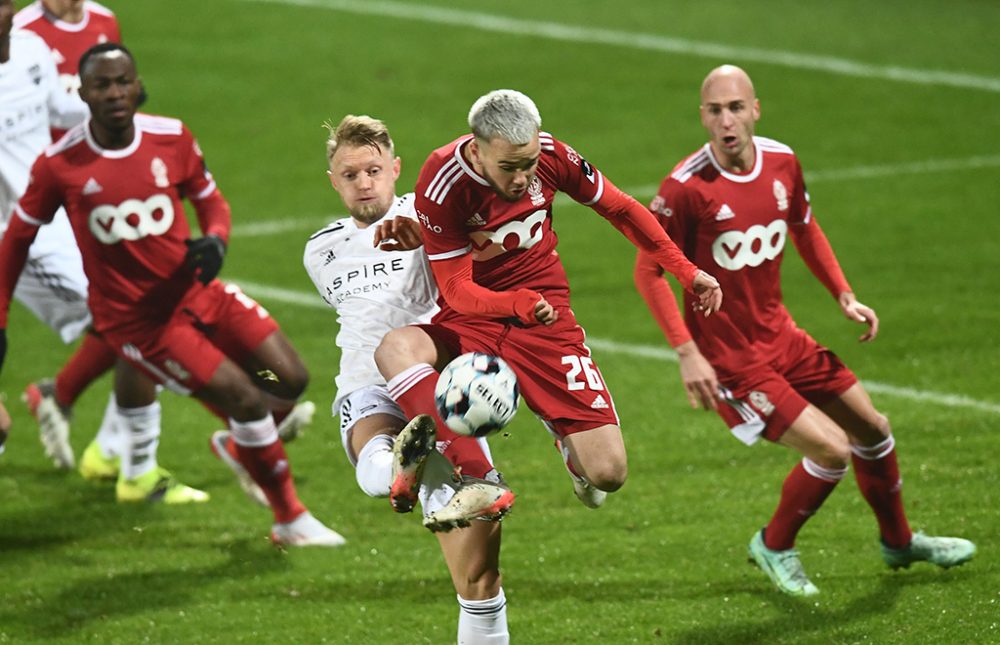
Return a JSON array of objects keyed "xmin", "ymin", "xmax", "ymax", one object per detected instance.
[{"xmin": 303, "ymin": 193, "xmax": 440, "ymax": 408}]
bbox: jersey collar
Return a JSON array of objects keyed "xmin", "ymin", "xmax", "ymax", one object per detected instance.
[
  {"xmin": 454, "ymin": 136, "xmax": 489, "ymax": 187},
  {"xmin": 84, "ymin": 118, "xmax": 143, "ymax": 159},
  {"xmin": 704, "ymin": 139, "xmax": 763, "ymax": 183}
]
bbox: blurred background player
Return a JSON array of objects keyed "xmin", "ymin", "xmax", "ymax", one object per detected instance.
[
  {"xmin": 373, "ymin": 90, "xmax": 722, "ymax": 517},
  {"xmin": 303, "ymin": 114, "xmax": 513, "ymax": 643},
  {"xmin": 0, "ymin": 43, "xmax": 342, "ymax": 545},
  {"xmin": 634, "ymin": 64, "xmax": 976, "ymax": 597}
]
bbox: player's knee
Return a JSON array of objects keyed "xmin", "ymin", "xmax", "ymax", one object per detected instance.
[
  {"xmin": 812, "ymin": 434, "xmax": 851, "ymax": 469},
  {"xmin": 280, "ymin": 361, "xmax": 309, "ymax": 400},
  {"xmin": 224, "ymin": 384, "xmax": 269, "ymax": 421},
  {"xmin": 374, "ymin": 327, "xmax": 433, "ymax": 377},
  {"xmin": 587, "ymin": 459, "xmax": 628, "ymax": 492}
]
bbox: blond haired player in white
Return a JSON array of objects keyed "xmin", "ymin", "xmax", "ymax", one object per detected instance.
[{"xmin": 304, "ymin": 115, "xmax": 513, "ymax": 644}]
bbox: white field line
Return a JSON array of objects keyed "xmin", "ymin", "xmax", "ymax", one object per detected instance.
[
  {"xmin": 243, "ymin": 0, "xmax": 1000, "ymax": 93},
  {"xmin": 232, "ymin": 279, "xmax": 1000, "ymax": 416},
  {"xmin": 234, "ymin": 154, "xmax": 1000, "ymax": 237}
]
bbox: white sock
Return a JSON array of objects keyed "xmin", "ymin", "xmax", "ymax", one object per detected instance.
[
  {"xmin": 356, "ymin": 434, "xmax": 394, "ymax": 497},
  {"xmin": 457, "ymin": 588, "xmax": 509, "ymax": 644},
  {"xmin": 118, "ymin": 401, "xmax": 161, "ymax": 480},
  {"xmin": 230, "ymin": 415, "xmax": 279, "ymax": 447},
  {"xmin": 94, "ymin": 394, "xmax": 122, "ymax": 459}
]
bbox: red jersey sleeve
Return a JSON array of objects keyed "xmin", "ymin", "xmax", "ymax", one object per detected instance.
[
  {"xmin": 786, "ymin": 155, "xmax": 851, "ymax": 298},
  {"xmin": 549, "ymin": 139, "xmax": 700, "ymax": 291},
  {"xmin": 633, "ymin": 176, "xmax": 696, "ymax": 347},
  {"xmin": 179, "ymin": 127, "xmax": 231, "ymax": 243},
  {"xmin": 16, "ymin": 153, "xmax": 64, "ymax": 226}
]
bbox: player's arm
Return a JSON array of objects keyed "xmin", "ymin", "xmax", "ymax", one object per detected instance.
[
  {"xmin": 789, "ymin": 216, "xmax": 877, "ymax": 342},
  {"xmin": 429, "ymin": 253, "xmax": 555, "ymax": 325},
  {"xmin": 180, "ymin": 130, "xmax": 231, "ymax": 284},
  {"xmin": 633, "ymin": 185, "xmax": 718, "ymax": 409},
  {"xmin": 557, "ymin": 145, "xmax": 721, "ymax": 314}
]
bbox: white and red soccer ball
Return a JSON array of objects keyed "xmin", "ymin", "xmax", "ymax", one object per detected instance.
[{"xmin": 434, "ymin": 353, "xmax": 519, "ymax": 437}]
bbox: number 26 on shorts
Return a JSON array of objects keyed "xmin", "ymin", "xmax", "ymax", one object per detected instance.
[{"xmin": 561, "ymin": 355, "xmax": 606, "ymax": 392}]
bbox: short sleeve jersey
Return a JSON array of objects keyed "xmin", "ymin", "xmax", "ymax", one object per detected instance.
[
  {"xmin": 414, "ymin": 132, "xmax": 608, "ymax": 312},
  {"xmin": 14, "ymin": 1, "xmax": 121, "ymax": 94},
  {"xmin": 303, "ymin": 193, "xmax": 439, "ymax": 406},
  {"xmin": 652, "ymin": 136, "xmax": 812, "ymax": 377},
  {"xmin": 15, "ymin": 114, "xmax": 219, "ymax": 330}
]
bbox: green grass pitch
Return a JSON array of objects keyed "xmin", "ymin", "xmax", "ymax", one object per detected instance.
[{"xmin": 2, "ymin": 0, "xmax": 998, "ymax": 642}]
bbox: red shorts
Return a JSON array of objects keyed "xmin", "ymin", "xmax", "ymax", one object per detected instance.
[
  {"xmin": 420, "ymin": 306, "xmax": 620, "ymax": 438},
  {"xmin": 103, "ymin": 281, "xmax": 278, "ymax": 394},
  {"xmin": 716, "ymin": 327, "xmax": 857, "ymax": 444}
]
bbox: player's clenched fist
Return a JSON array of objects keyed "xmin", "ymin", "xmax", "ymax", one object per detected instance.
[{"xmin": 184, "ymin": 235, "xmax": 227, "ymax": 284}]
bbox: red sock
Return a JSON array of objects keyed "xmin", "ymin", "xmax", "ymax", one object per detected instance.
[
  {"xmin": 231, "ymin": 437, "xmax": 306, "ymax": 523},
  {"xmin": 852, "ymin": 444, "xmax": 912, "ymax": 548},
  {"xmin": 764, "ymin": 460, "xmax": 841, "ymax": 550},
  {"xmin": 54, "ymin": 332, "xmax": 117, "ymax": 408},
  {"xmin": 388, "ymin": 363, "xmax": 493, "ymax": 479}
]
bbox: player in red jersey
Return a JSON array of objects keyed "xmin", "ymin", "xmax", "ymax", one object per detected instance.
[
  {"xmin": 12, "ymin": 0, "xmax": 132, "ymax": 472},
  {"xmin": 374, "ymin": 89, "xmax": 722, "ymax": 522},
  {"xmin": 635, "ymin": 65, "xmax": 976, "ymax": 596},
  {"xmin": 0, "ymin": 43, "xmax": 343, "ymax": 546}
]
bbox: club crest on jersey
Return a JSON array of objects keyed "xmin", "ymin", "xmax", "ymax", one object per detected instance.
[
  {"xmin": 151, "ymin": 157, "xmax": 170, "ymax": 188},
  {"xmin": 528, "ymin": 177, "xmax": 545, "ymax": 206},
  {"xmin": 649, "ymin": 196, "xmax": 672, "ymax": 218},
  {"xmin": 28, "ymin": 64, "xmax": 43, "ymax": 85},
  {"xmin": 773, "ymin": 179, "xmax": 789, "ymax": 211},
  {"xmin": 748, "ymin": 391, "xmax": 775, "ymax": 416}
]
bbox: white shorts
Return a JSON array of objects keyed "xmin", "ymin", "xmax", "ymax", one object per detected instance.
[
  {"xmin": 2, "ymin": 209, "xmax": 90, "ymax": 343},
  {"xmin": 336, "ymin": 384, "xmax": 409, "ymax": 466}
]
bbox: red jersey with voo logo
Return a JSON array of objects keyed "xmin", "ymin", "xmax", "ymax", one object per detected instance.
[
  {"xmin": 652, "ymin": 136, "xmax": 811, "ymax": 375},
  {"xmin": 415, "ymin": 132, "xmax": 616, "ymax": 311},
  {"xmin": 15, "ymin": 114, "xmax": 229, "ymax": 330}
]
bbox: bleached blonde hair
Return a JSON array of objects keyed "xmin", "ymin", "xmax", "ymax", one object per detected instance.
[
  {"xmin": 324, "ymin": 114, "xmax": 394, "ymax": 162},
  {"xmin": 467, "ymin": 89, "xmax": 541, "ymax": 145}
]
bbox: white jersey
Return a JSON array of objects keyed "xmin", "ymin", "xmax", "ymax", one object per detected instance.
[
  {"xmin": 0, "ymin": 29, "xmax": 87, "ymax": 220},
  {"xmin": 304, "ymin": 193, "xmax": 440, "ymax": 409}
]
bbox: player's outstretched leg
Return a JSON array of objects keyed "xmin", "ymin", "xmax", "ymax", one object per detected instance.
[
  {"xmin": 881, "ymin": 531, "xmax": 977, "ymax": 570},
  {"xmin": 22, "ymin": 379, "xmax": 74, "ymax": 469},
  {"xmin": 389, "ymin": 414, "xmax": 437, "ymax": 513},
  {"xmin": 747, "ymin": 529, "xmax": 819, "ymax": 597},
  {"xmin": 209, "ymin": 430, "xmax": 269, "ymax": 507}
]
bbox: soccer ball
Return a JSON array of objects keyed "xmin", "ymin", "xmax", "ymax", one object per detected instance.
[{"xmin": 434, "ymin": 353, "xmax": 519, "ymax": 437}]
